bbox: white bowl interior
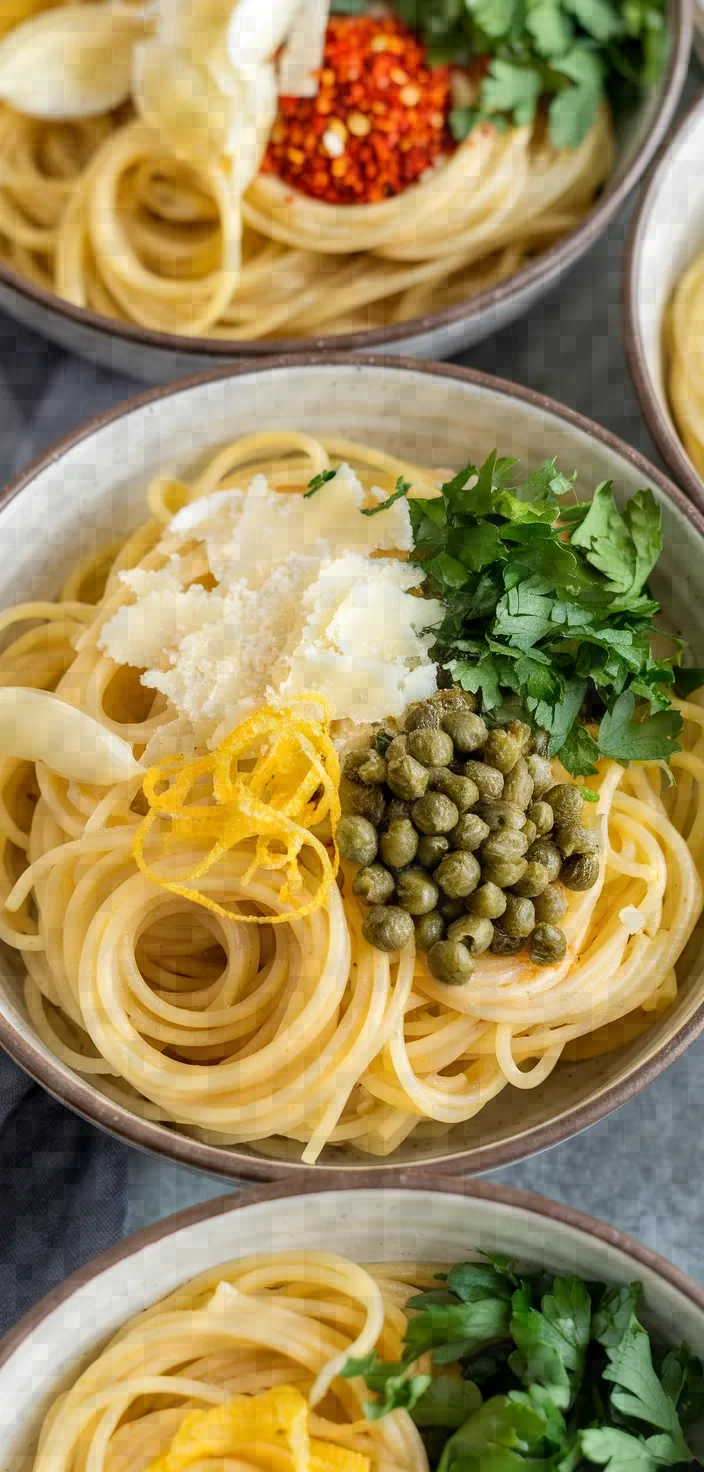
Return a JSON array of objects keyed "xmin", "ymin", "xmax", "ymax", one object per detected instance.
[
  {"xmin": 631, "ymin": 94, "xmax": 704, "ymax": 476},
  {"xmin": 2, "ymin": 1186, "xmax": 704, "ymax": 1469},
  {"xmin": 1, "ymin": 361, "xmax": 703, "ymax": 1171}
]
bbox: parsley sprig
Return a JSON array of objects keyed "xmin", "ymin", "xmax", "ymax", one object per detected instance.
[
  {"xmin": 342, "ymin": 1254, "xmax": 704, "ymax": 1472},
  {"xmin": 399, "ymin": 452, "xmax": 701, "ymax": 774}
]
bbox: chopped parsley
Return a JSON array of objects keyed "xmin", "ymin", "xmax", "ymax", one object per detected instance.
[
  {"xmin": 342, "ymin": 1255, "xmax": 702, "ymax": 1472},
  {"xmin": 304, "ymin": 469, "xmax": 337, "ymax": 497},
  {"xmin": 384, "ymin": 451, "xmax": 702, "ymax": 774}
]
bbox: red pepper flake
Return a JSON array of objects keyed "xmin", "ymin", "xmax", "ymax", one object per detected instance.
[{"xmin": 262, "ymin": 14, "xmax": 454, "ymax": 205}]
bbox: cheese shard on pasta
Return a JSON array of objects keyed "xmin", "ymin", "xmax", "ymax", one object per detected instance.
[{"xmin": 100, "ymin": 468, "xmax": 436, "ymax": 736}]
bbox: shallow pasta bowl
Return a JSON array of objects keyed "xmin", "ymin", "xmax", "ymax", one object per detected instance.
[
  {"xmin": 0, "ymin": 0, "xmax": 691, "ymax": 383},
  {"xmin": 1, "ymin": 354, "xmax": 704, "ymax": 1177},
  {"xmin": 3, "ymin": 1174, "xmax": 704, "ymax": 1464},
  {"xmin": 624, "ymin": 90, "xmax": 704, "ymax": 508}
]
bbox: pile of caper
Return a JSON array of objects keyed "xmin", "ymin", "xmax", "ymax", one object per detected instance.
[{"xmin": 336, "ymin": 688, "xmax": 600, "ymax": 985}]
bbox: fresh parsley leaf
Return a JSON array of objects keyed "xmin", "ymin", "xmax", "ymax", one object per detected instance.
[
  {"xmin": 622, "ymin": 489, "xmax": 663, "ymax": 595},
  {"xmin": 593, "ymin": 1288, "xmax": 692, "ymax": 1466},
  {"xmin": 445, "ymin": 1261, "xmax": 517, "ymax": 1303},
  {"xmin": 446, "ymin": 654, "xmax": 502, "ymax": 711},
  {"xmin": 526, "ymin": 0, "xmax": 575, "ymax": 55},
  {"xmin": 597, "ymin": 691, "xmax": 682, "ymax": 763},
  {"xmin": 304, "ymin": 468, "xmax": 336, "ymax": 497},
  {"xmin": 548, "ymin": 45, "xmax": 604, "ymax": 147},
  {"xmin": 582, "ymin": 1426, "xmax": 663, "ymax": 1472},
  {"xmin": 404, "ymin": 1298, "xmax": 512, "ymax": 1364},
  {"xmin": 509, "ymin": 1277, "xmax": 591, "ymax": 1411},
  {"xmin": 581, "ymin": 787, "xmax": 599, "ymax": 800},
  {"xmin": 565, "ymin": 0, "xmax": 625, "ymax": 41},
  {"xmin": 411, "ymin": 1375, "xmax": 483, "ymax": 1427},
  {"xmin": 437, "ymin": 1393, "xmax": 555, "ymax": 1472},
  {"xmin": 340, "ymin": 1351, "xmax": 431, "ymax": 1419},
  {"xmin": 660, "ymin": 1344, "xmax": 704, "ymax": 1427},
  {"xmin": 361, "ymin": 475, "xmax": 412, "ymax": 517},
  {"xmin": 557, "ymin": 720, "xmax": 601, "ymax": 776},
  {"xmin": 482, "ymin": 60, "xmax": 543, "ymax": 127}
]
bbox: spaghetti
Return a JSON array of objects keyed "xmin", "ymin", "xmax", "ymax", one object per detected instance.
[
  {"xmin": 0, "ymin": 0, "xmax": 613, "ymax": 340},
  {"xmin": 666, "ymin": 249, "xmax": 704, "ymax": 477},
  {"xmin": 0, "ymin": 433, "xmax": 701, "ymax": 1163}
]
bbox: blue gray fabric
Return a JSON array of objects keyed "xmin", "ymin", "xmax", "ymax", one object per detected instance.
[{"xmin": 0, "ymin": 1055, "xmax": 128, "ymax": 1335}]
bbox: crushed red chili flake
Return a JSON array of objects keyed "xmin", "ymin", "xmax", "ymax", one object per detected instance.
[{"xmin": 262, "ymin": 15, "xmax": 454, "ymax": 205}]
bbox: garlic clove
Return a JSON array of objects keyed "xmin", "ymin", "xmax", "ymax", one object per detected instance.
[
  {"xmin": 0, "ymin": 687, "xmax": 143, "ymax": 786},
  {"xmin": 278, "ymin": 0, "xmax": 330, "ymax": 98},
  {"xmin": 132, "ymin": 38, "xmax": 233, "ymax": 162},
  {"xmin": 226, "ymin": 0, "xmax": 301, "ymax": 71},
  {"xmin": 0, "ymin": 2, "xmax": 148, "ymax": 119},
  {"xmin": 155, "ymin": 0, "xmax": 232, "ymax": 68}
]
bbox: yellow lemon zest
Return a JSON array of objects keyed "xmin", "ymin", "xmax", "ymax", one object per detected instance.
[
  {"xmin": 132, "ymin": 696, "xmax": 340, "ymax": 924},
  {"xmin": 146, "ymin": 1387, "xmax": 370, "ymax": 1472}
]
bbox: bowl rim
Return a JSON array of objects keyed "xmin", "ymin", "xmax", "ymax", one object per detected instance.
[
  {"xmin": 0, "ymin": 0, "xmax": 692, "ymax": 361},
  {"xmin": 623, "ymin": 86, "xmax": 704, "ymax": 511},
  {"xmin": 2, "ymin": 1173, "xmax": 704, "ymax": 1377},
  {"xmin": 3, "ymin": 349, "xmax": 704, "ymax": 1181}
]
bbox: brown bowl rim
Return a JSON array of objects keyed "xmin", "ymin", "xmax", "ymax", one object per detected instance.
[
  {"xmin": 0, "ymin": 0, "xmax": 692, "ymax": 362},
  {"xmin": 2, "ymin": 349, "xmax": 704, "ymax": 1180},
  {"xmin": 2, "ymin": 1174, "xmax": 704, "ymax": 1376},
  {"xmin": 623, "ymin": 86, "xmax": 704, "ymax": 511}
]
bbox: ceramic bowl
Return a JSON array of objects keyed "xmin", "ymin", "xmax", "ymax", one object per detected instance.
[
  {"xmin": 2, "ymin": 1175, "xmax": 704, "ymax": 1468},
  {"xmin": 1, "ymin": 354, "xmax": 704, "ymax": 1178},
  {"xmin": 0, "ymin": 0, "xmax": 692, "ymax": 383},
  {"xmin": 624, "ymin": 90, "xmax": 704, "ymax": 507}
]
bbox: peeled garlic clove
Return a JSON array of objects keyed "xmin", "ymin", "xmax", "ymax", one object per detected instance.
[
  {"xmin": 0, "ymin": 687, "xmax": 143, "ymax": 786},
  {"xmin": 278, "ymin": 0, "xmax": 330, "ymax": 97},
  {"xmin": 133, "ymin": 39, "xmax": 231, "ymax": 162},
  {"xmin": 156, "ymin": 0, "xmax": 231, "ymax": 68},
  {"xmin": 226, "ymin": 60, "xmax": 277, "ymax": 189},
  {"xmin": 0, "ymin": 3, "xmax": 147, "ymax": 119},
  {"xmin": 227, "ymin": 0, "xmax": 301, "ymax": 70}
]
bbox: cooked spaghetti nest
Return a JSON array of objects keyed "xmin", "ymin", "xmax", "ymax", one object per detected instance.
[
  {"xmin": 31, "ymin": 1251, "xmax": 435, "ymax": 1472},
  {"xmin": 666, "ymin": 248, "xmax": 704, "ymax": 478},
  {"xmin": 0, "ymin": 82, "xmax": 613, "ymax": 339},
  {"xmin": 0, "ymin": 431, "xmax": 702, "ymax": 1163}
]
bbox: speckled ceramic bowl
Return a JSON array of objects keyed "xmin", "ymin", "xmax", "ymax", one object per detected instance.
[
  {"xmin": 625, "ymin": 89, "xmax": 704, "ymax": 507},
  {"xmin": 0, "ymin": 355, "xmax": 703, "ymax": 1179},
  {"xmin": 0, "ymin": 0, "xmax": 692, "ymax": 383},
  {"xmin": 2, "ymin": 1176, "xmax": 704, "ymax": 1469}
]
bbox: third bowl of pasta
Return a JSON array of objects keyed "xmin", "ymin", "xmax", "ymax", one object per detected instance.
[{"xmin": 0, "ymin": 353, "xmax": 703, "ymax": 1176}]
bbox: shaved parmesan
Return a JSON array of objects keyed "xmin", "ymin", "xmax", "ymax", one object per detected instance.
[{"xmin": 619, "ymin": 905, "xmax": 646, "ymax": 935}]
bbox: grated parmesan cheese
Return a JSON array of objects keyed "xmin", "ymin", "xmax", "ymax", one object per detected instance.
[{"xmin": 99, "ymin": 465, "xmax": 442, "ymax": 740}]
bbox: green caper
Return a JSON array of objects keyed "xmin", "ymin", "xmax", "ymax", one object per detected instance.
[
  {"xmin": 511, "ymin": 861, "xmax": 551, "ymax": 898},
  {"xmin": 482, "ymin": 856, "xmax": 528, "ymax": 888},
  {"xmin": 526, "ymin": 754, "xmax": 553, "ymax": 797},
  {"xmin": 337, "ymin": 814, "xmax": 378, "ymax": 866},
  {"xmin": 483, "ymin": 728, "xmax": 521, "ymax": 773},
  {"xmin": 533, "ymin": 883, "xmax": 568, "ymax": 924},
  {"xmin": 463, "ymin": 761, "xmax": 504, "ymax": 801},
  {"xmin": 374, "ymin": 729, "xmax": 393, "ymax": 756},
  {"xmin": 480, "ymin": 829, "xmax": 529, "ymax": 864},
  {"xmin": 511, "ymin": 720, "xmax": 533, "ymax": 753},
  {"xmin": 387, "ymin": 754, "xmax": 429, "ymax": 802},
  {"xmin": 386, "ymin": 797, "xmax": 412, "ymax": 823},
  {"xmin": 545, "ymin": 783, "xmax": 584, "ymax": 826},
  {"xmin": 522, "ymin": 820, "xmax": 537, "ymax": 846},
  {"xmin": 396, "ymin": 868, "xmax": 440, "ymax": 915},
  {"xmin": 438, "ymin": 895, "xmax": 467, "ymax": 923},
  {"xmin": 490, "ymin": 926, "xmax": 525, "ymax": 955},
  {"xmin": 561, "ymin": 852, "xmax": 600, "ymax": 890},
  {"xmin": 353, "ymin": 864, "xmax": 395, "ymax": 905},
  {"xmin": 530, "ymin": 728, "xmax": 550, "ymax": 757},
  {"xmin": 436, "ymin": 850, "xmax": 481, "ymax": 898},
  {"xmin": 414, "ymin": 910, "xmax": 445, "ymax": 952},
  {"xmin": 362, "ymin": 905, "xmax": 414, "ymax": 953},
  {"xmin": 475, "ymin": 800, "xmax": 526, "ymax": 832},
  {"xmin": 407, "ymin": 728, "xmax": 454, "ymax": 767},
  {"xmin": 528, "ymin": 800, "xmax": 554, "ymax": 835},
  {"xmin": 417, "ymin": 834, "xmax": 450, "ymax": 870},
  {"xmin": 380, "ymin": 818, "xmax": 419, "ymax": 870},
  {"xmin": 502, "ymin": 758, "xmax": 534, "ymax": 810},
  {"xmin": 447, "ymin": 914, "xmax": 494, "ymax": 954},
  {"xmin": 431, "ymin": 686, "xmax": 477, "ymax": 714},
  {"xmin": 412, "ymin": 792, "xmax": 459, "ymax": 835},
  {"xmin": 343, "ymin": 750, "xmax": 371, "ymax": 781},
  {"xmin": 451, "ymin": 813, "xmax": 491, "ymax": 852},
  {"xmin": 530, "ymin": 923, "xmax": 567, "ymax": 966},
  {"xmin": 526, "ymin": 839, "xmax": 562, "ymax": 882},
  {"xmin": 340, "ymin": 777, "xmax": 386, "ymax": 827},
  {"xmin": 502, "ymin": 893, "xmax": 536, "ymax": 938},
  {"xmin": 404, "ymin": 700, "xmax": 441, "ymax": 732},
  {"xmin": 427, "ymin": 938, "xmax": 475, "ymax": 985},
  {"xmin": 554, "ymin": 823, "xmax": 600, "ymax": 859},
  {"xmin": 386, "ymin": 735, "xmax": 408, "ymax": 761},
  {"xmin": 430, "ymin": 770, "xmax": 479, "ymax": 813},
  {"xmin": 356, "ymin": 750, "xmax": 388, "ymax": 784},
  {"xmin": 468, "ymin": 881, "xmax": 507, "ymax": 919},
  {"xmin": 441, "ymin": 710, "xmax": 489, "ymax": 753}
]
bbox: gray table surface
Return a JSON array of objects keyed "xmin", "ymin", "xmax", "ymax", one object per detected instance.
[{"xmin": 2, "ymin": 77, "xmax": 702, "ymax": 1285}]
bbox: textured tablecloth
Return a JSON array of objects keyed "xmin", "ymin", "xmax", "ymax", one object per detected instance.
[{"xmin": 1, "ymin": 88, "xmax": 703, "ymax": 1333}]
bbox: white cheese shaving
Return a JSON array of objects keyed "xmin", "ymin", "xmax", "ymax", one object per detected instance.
[
  {"xmin": 619, "ymin": 905, "xmax": 646, "ymax": 935},
  {"xmin": 99, "ymin": 466, "xmax": 440, "ymax": 740}
]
